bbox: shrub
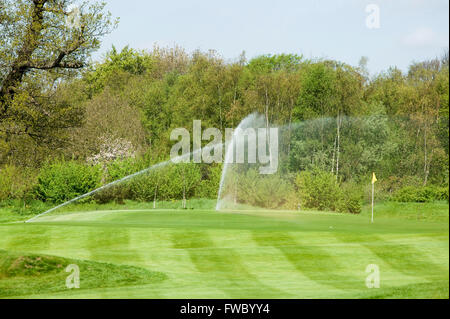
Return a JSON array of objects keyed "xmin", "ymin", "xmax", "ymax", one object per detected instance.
[
  {"xmin": 93, "ymin": 158, "xmax": 144, "ymax": 204},
  {"xmin": 35, "ymin": 161, "xmax": 102, "ymax": 203},
  {"xmin": 365, "ymin": 175, "xmax": 422, "ymax": 202},
  {"xmin": 93, "ymin": 183, "xmax": 133, "ymax": 204},
  {"xmin": 238, "ymin": 170, "xmax": 294, "ymax": 209},
  {"xmin": 336, "ymin": 183, "xmax": 363, "ymax": 214},
  {"xmin": 295, "ymin": 169, "xmax": 341, "ymax": 211},
  {"xmin": 435, "ymin": 186, "xmax": 449, "ymax": 201},
  {"xmin": 128, "ymin": 163, "xmax": 202, "ymax": 202},
  {"xmin": 158, "ymin": 163, "xmax": 202, "ymax": 200},
  {"xmin": 392, "ymin": 185, "xmax": 449, "ymax": 203},
  {"xmin": 129, "ymin": 170, "xmax": 160, "ymax": 202},
  {"xmin": 194, "ymin": 164, "xmax": 222, "ymax": 199},
  {"xmin": 0, "ymin": 165, "xmax": 36, "ymax": 200},
  {"xmin": 92, "ymin": 161, "xmax": 204, "ymax": 204},
  {"xmin": 105, "ymin": 157, "xmax": 145, "ymax": 182}
]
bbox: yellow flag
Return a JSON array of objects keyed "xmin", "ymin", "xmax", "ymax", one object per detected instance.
[{"xmin": 371, "ymin": 172, "xmax": 377, "ymax": 184}]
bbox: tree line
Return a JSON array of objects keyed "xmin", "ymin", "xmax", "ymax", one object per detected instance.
[{"xmin": 0, "ymin": 0, "xmax": 448, "ymax": 210}]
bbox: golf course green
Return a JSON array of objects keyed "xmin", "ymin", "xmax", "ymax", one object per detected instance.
[{"xmin": 0, "ymin": 201, "xmax": 448, "ymax": 299}]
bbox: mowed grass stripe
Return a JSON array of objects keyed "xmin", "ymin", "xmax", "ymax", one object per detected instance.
[
  {"xmin": 130, "ymin": 227, "xmax": 323, "ymax": 298},
  {"xmin": 4, "ymin": 225, "xmax": 51, "ymax": 251},
  {"xmin": 334, "ymin": 233, "xmax": 448, "ymax": 282},
  {"xmin": 86, "ymin": 227, "xmax": 143, "ymax": 265},
  {"xmin": 205, "ymin": 229, "xmax": 332, "ymax": 297},
  {"xmin": 171, "ymin": 230, "xmax": 293, "ymax": 298},
  {"xmin": 387, "ymin": 234, "xmax": 449, "ymax": 271},
  {"xmin": 252, "ymin": 231, "xmax": 364, "ymax": 291}
]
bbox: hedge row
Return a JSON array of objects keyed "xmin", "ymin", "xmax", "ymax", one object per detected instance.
[
  {"xmin": 0, "ymin": 159, "xmax": 222, "ymax": 205},
  {"xmin": 1, "ymin": 160, "xmax": 448, "ymax": 211}
]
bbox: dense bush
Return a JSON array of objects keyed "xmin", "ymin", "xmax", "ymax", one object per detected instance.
[
  {"xmin": 93, "ymin": 183, "xmax": 133, "ymax": 204},
  {"xmin": 365, "ymin": 175, "xmax": 423, "ymax": 202},
  {"xmin": 194, "ymin": 164, "xmax": 222, "ymax": 199},
  {"xmin": 35, "ymin": 161, "xmax": 102, "ymax": 203},
  {"xmin": 158, "ymin": 163, "xmax": 202, "ymax": 200},
  {"xmin": 336, "ymin": 183, "xmax": 363, "ymax": 214},
  {"xmin": 93, "ymin": 157, "xmax": 145, "ymax": 204},
  {"xmin": 94, "ymin": 161, "xmax": 203, "ymax": 204},
  {"xmin": 0, "ymin": 165, "xmax": 36, "ymax": 200},
  {"xmin": 295, "ymin": 169, "xmax": 341, "ymax": 211},
  {"xmin": 237, "ymin": 170, "xmax": 294, "ymax": 209},
  {"xmin": 4, "ymin": 152, "xmax": 447, "ymax": 213},
  {"xmin": 392, "ymin": 185, "xmax": 449, "ymax": 203},
  {"xmin": 434, "ymin": 186, "xmax": 449, "ymax": 201},
  {"xmin": 105, "ymin": 157, "xmax": 145, "ymax": 182}
]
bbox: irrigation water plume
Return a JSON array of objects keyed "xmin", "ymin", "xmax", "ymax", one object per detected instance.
[
  {"xmin": 25, "ymin": 142, "xmax": 222, "ymax": 223},
  {"xmin": 213, "ymin": 114, "xmax": 395, "ymax": 211},
  {"xmin": 215, "ymin": 113, "xmax": 266, "ymax": 211}
]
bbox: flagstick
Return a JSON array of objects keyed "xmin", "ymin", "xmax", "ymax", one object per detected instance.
[{"xmin": 371, "ymin": 182, "xmax": 374, "ymax": 223}]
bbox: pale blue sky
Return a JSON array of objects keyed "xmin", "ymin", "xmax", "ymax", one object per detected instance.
[{"xmin": 94, "ymin": 0, "xmax": 449, "ymax": 74}]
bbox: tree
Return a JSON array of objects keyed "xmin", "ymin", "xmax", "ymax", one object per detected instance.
[
  {"xmin": 293, "ymin": 62, "xmax": 337, "ymax": 172},
  {"xmin": 0, "ymin": 0, "xmax": 116, "ymax": 163},
  {"xmin": 406, "ymin": 59, "xmax": 445, "ymax": 185},
  {"xmin": 333, "ymin": 63, "xmax": 363, "ymax": 178}
]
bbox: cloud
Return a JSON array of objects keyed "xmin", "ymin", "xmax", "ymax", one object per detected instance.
[{"xmin": 402, "ymin": 27, "xmax": 448, "ymax": 48}]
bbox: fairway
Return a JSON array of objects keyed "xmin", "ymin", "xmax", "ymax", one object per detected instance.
[{"xmin": 0, "ymin": 207, "xmax": 448, "ymax": 298}]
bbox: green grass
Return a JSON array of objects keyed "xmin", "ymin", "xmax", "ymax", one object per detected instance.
[
  {"xmin": 362, "ymin": 201, "xmax": 449, "ymax": 222},
  {"xmin": 0, "ymin": 200, "xmax": 448, "ymax": 298},
  {"xmin": 0, "ymin": 198, "xmax": 215, "ymax": 223},
  {"xmin": 0, "ymin": 250, "xmax": 166, "ymax": 298}
]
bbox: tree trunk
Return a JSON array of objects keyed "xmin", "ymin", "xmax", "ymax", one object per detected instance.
[
  {"xmin": 153, "ymin": 185, "xmax": 158, "ymax": 209},
  {"xmin": 234, "ymin": 178, "xmax": 238, "ymax": 205},
  {"xmin": 335, "ymin": 112, "xmax": 341, "ymax": 179},
  {"xmin": 423, "ymin": 126, "xmax": 429, "ymax": 186},
  {"xmin": 217, "ymin": 84, "xmax": 223, "ymax": 131},
  {"xmin": 331, "ymin": 135, "xmax": 336, "ymax": 173},
  {"xmin": 182, "ymin": 167, "xmax": 186, "ymax": 209},
  {"xmin": 321, "ymin": 101, "xmax": 324, "ymax": 151},
  {"xmin": 287, "ymin": 106, "xmax": 293, "ymax": 156},
  {"xmin": 265, "ymin": 87, "xmax": 269, "ymax": 130},
  {"xmin": 0, "ymin": 0, "xmax": 47, "ymax": 117},
  {"xmin": 182, "ymin": 185, "xmax": 186, "ymax": 209}
]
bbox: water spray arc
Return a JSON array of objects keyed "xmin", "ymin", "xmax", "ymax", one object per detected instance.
[
  {"xmin": 25, "ymin": 144, "xmax": 221, "ymax": 223},
  {"xmin": 215, "ymin": 113, "xmax": 268, "ymax": 211}
]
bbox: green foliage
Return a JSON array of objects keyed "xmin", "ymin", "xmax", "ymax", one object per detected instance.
[
  {"xmin": 194, "ymin": 164, "xmax": 222, "ymax": 199},
  {"xmin": 0, "ymin": 165, "xmax": 33, "ymax": 200},
  {"xmin": 128, "ymin": 170, "xmax": 162, "ymax": 202},
  {"xmin": 85, "ymin": 46, "xmax": 152, "ymax": 95},
  {"xmin": 392, "ymin": 185, "xmax": 449, "ymax": 203},
  {"xmin": 247, "ymin": 54, "xmax": 303, "ymax": 73},
  {"xmin": 294, "ymin": 62, "xmax": 337, "ymax": 120},
  {"xmin": 105, "ymin": 157, "xmax": 145, "ymax": 182},
  {"xmin": 94, "ymin": 160, "xmax": 203, "ymax": 204},
  {"xmin": 291, "ymin": 170, "xmax": 362, "ymax": 213},
  {"xmin": 295, "ymin": 169, "xmax": 341, "ymax": 211},
  {"xmin": 0, "ymin": 31, "xmax": 448, "ymax": 215},
  {"xmin": 35, "ymin": 161, "xmax": 102, "ymax": 204},
  {"xmin": 237, "ymin": 169, "xmax": 294, "ymax": 209},
  {"xmin": 336, "ymin": 183, "xmax": 363, "ymax": 214},
  {"xmin": 159, "ymin": 163, "xmax": 202, "ymax": 200},
  {"xmin": 0, "ymin": 0, "xmax": 117, "ymax": 166}
]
